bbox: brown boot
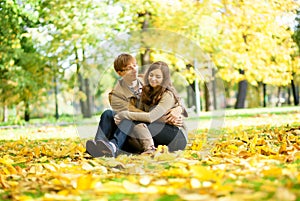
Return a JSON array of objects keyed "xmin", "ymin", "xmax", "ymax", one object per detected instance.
[{"xmin": 141, "ymin": 145, "xmax": 156, "ymax": 155}]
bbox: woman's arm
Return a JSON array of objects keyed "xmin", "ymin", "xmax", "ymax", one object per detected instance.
[{"xmin": 116, "ymin": 91, "xmax": 175, "ymax": 123}]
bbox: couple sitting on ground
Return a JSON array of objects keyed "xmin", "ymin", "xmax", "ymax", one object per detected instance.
[{"xmin": 86, "ymin": 53, "xmax": 188, "ymax": 157}]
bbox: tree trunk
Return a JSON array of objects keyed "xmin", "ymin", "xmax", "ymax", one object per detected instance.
[
  {"xmin": 24, "ymin": 101, "xmax": 30, "ymax": 122},
  {"xmin": 82, "ymin": 48, "xmax": 92, "ymax": 118},
  {"xmin": 263, "ymin": 83, "xmax": 267, "ymax": 107},
  {"xmin": 287, "ymin": 87, "xmax": 291, "ymax": 105},
  {"xmin": 235, "ymin": 70, "xmax": 248, "ymax": 109},
  {"xmin": 77, "ymin": 71, "xmax": 86, "ymax": 116},
  {"xmin": 2, "ymin": 104, "xmax": 8, "ymax": 122},
  {"xmin": 204, "ymin": 83, "xmax": 211, "ymax": 111},
  {"xmin": 83, "ymin": 78, "xmax": 92, "ymax": 118},
  {"xmin": 139, "ymin": 11, "xmax": 151, "ymax": 72},
  {"xmin": 54, "ymin": 76, "xmax": 59, "ymax": 120},
  {"xmin": 276, "ymin": 87, "xmax": 281, "ymax": 107},
  {"xmin": 141, "ymin": 48, "xmax": 150, "ymax": 70},
  {"xmin": 212, "ymin": 68, "xmax": 217, "ymax": 110},
  {"xmin": 75, "ymin": 47, "xmax": 92, "ymax": 118},
  {"xmin": 291, "ymin": 79, "xmax": 299, "ymax": 105},
  {"xmin": 187, "ymin": 81, "xmax": 196, "ymax": 108}
]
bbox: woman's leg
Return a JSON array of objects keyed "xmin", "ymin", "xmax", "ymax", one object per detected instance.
[
  {"xmin": 147, "ymin": 122, "xmax": 187, "ymax": 152},
  {"xmin": 131, "ymin": 123, "xmax": 155, "ymax": 153}
]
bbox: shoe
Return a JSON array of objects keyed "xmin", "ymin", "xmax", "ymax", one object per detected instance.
[
  {"xmin": 86, "ymin": 139, "xmax": 103, "ymax": 157},
  {"xmin": 86, "ymin": 139, "xmax": 116, "ymax": 158},
  {"xmin": 95, "ymin": 140, "xmax": 116, "ymax": 157}
]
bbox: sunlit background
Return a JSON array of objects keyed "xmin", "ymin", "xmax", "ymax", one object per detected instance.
[{"xmin": 1, "ymin": 0, "xmax": 299, "ymax": 124}]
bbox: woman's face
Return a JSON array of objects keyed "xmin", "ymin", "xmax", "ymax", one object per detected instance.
[{"xmin": 148, "ymin": 69, "xmax": 163, "ymax": 88}]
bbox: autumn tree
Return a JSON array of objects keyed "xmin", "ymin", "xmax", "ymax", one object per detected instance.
[
  {"xmin": 0, "ymin": 0, "xmax": 51, "ymax": 122},
  {"xmin": 31, "ymin": 0, "xmax": 117, "ymax": 118},
  {"xmin": 216, "ymin": 0, "xmax": 299, "ymax": 108},
  {"xmin": 149, "ymin": 0, "xmax": 299, "ymax": 109},
  {"xmin": 116, "ymin": 0, "xmax": 162, "ymax": 71}
]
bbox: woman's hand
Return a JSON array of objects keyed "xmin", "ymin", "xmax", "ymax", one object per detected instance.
[
  {"xmin": 165, "ymin": 106, "xmax": 183, "ymax": 126},
  {"xmin": 168, "ymin": 115, "xmax": 183, "ymax": 127},
  {"xmin": 165, "ymin": 106, "xmax": 181, "ymax": 121}
]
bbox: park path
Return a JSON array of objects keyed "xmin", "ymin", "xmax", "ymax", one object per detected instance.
[
  {"xmin": 76, "ymin": 107, "xmax": 300, "ymax": 139},
  {"xmin": 0, "ymin": 107, "xmax": 299, "ymax": 141}
]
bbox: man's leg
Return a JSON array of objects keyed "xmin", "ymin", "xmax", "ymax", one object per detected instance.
[
  {"xmin": 109, "ymin": 119, "xmax": 135, "ymax": 149},
  {"xmin": 95, "ymin": 109, "xmax": 117, "ymax": 141},
  {"xmin": 87, "ymin": 109, "xmax": 116, "ymax": 157},
  {"xmin": 147, "ymin": 122, "xmax": 187, "ymax": 152},
  {"xmin": 88, "ymin": 119, "xmax": 136, "ymax": 157}
]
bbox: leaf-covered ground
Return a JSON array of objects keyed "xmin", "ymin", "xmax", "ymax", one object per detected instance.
[{"xmin": 1, "ymin": 114, "xmax": 300, "ymax": 201}]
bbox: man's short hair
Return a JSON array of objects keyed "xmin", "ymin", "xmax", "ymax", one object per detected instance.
[{"xmin": 114, "ymin": 53, "xmax": 135, "ymax": 72}]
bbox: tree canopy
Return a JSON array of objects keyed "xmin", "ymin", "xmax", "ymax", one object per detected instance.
[{"xmin": 1, "ymin": 0, "xmax": 299, "ymax": 120}]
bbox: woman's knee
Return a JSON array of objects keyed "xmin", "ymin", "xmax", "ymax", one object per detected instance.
[{"xmin": 168, "ymin": 131, "xmax": 187, "ymax": 151}]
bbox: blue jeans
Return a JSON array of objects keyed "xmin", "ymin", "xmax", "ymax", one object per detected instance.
[{"xmin": 94, "ymin": 110, "xmax": 117, "ymax": 141}]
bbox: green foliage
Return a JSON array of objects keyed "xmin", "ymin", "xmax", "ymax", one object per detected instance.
[{"xmin": 0, "ymin": 0, "xmax": 51, "ymax": 114}]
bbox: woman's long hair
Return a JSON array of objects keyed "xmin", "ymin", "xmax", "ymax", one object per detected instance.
[{"xmin": 141, "ymin": 61, "xmax": 180, "ymax": 107}]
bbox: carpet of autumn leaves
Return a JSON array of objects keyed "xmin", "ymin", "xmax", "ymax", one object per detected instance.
[{"xmin": 1, "ymin": 118, "xmax": 300, "ymax": 200}]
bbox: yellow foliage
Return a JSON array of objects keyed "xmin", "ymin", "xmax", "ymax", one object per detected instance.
[
  {"xmin": 0, "ymin": 120, "xmax": 300, "ymax": 200},
  {"xmin": 189, "ymin": 165, "xmax": 219, "ymax": 182},
  {"xmin": 261, "ymin": 167, "xmax": 282, "ymax": 177}
]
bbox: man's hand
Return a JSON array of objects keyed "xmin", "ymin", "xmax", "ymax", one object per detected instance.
[
  {"xmin": 114, "ymin": 114, "xmax": 121, "ymax": 125},
  {"xmin": 114, "ymin": 111, "xmax": 130, "ymax": 125}
]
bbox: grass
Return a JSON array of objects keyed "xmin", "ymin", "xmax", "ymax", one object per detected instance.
[
  {"xmin": 1, "ymin": 106, "xmax": 299, "ymax": 127},
  {"xmin": 189, "ymin": 105, "xmax": 300, "ymax": 119}
]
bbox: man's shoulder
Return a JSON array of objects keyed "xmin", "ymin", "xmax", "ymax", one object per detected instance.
[
  {"xmin": 112, "ymin": 79, "xmax": 126, "ymax": 91},
  {"xmin": 110, "ymin": 79, "xmax": 130, "ymax": 97}
]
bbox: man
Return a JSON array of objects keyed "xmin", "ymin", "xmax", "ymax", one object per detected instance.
[{"xmin": 86, "ymin": 53, "xmax": 185, "ymax": 157}]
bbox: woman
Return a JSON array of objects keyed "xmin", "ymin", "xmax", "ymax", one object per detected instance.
[{"xmin": 115, "ymin": 61, "xmax": 188, "ymax": 152}]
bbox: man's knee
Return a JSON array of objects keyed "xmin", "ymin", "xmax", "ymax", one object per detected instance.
[{"xmin": 101, "ymin": 110, "xmax": 114, "ymax": 121}]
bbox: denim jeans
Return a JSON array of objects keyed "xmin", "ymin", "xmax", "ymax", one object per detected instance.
[
  {"xmin": 94, "ymin": 110, "xmax": 117, "ymax": 141},
  {"xmin": 94, "ymin": 110, "xmax": 135, "ymax": 151}
]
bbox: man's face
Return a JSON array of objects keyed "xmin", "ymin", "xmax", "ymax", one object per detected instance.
[{"xmin": 119, "ymin": 58, "xmax": 138, "ymax": 82}]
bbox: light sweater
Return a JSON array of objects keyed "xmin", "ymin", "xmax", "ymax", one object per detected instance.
[{"xmin": 117, "ymin": 91, "xmax": 188, "ymax": 141}]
